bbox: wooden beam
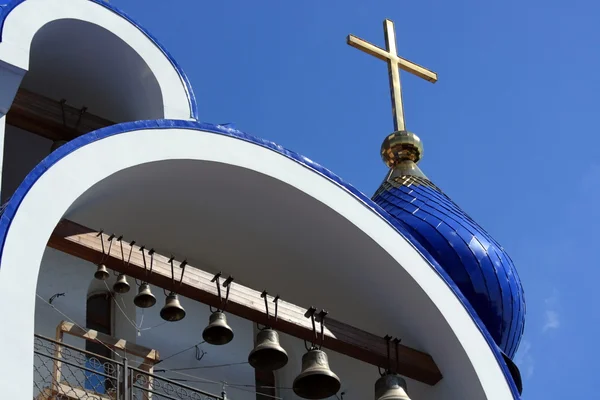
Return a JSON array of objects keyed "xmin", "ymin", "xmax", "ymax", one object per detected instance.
[
  {"xmin": 6, "ymin": 88, "xmax": 115, "ymax": 141},
  {"xmin": 58, "ymin": 321, "xmax": 159, "ymax": 362},
  {"xmin": 47, "ymin": 219, "xmax": 443, "ymax": 385}
]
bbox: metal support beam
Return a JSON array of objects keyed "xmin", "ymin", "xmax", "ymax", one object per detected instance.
[{"xmin": 47, "ymin": 219, "xmax": 442, "ymax": 385}]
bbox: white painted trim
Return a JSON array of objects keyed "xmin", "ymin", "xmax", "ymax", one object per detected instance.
[
  {"xmin": 0, "ymin": 61, "xmax": 25, "ymax": 199},
  {"xmin": 0, "ymin": 128, "xmax": 513, "ymax": 399},
  {"xmin": 0, "ymin": 0, "xmax": 192, "ymax": 119}
]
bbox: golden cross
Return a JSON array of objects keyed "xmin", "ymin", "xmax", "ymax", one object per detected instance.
[{"xmin": 347, "ymin": 19, "xmax": 437, "ymax": 132}]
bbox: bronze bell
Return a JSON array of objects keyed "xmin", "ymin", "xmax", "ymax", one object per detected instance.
[
  {"xmin": 113, "ymin": 274, "xmax": 130, "ymax": 294},
  {"xmin": 134, "ymin": 283, "xmax": 156, "ymax": 308},
  {"xmin": 160, "ymin": 292, "xmax": 186, "ymax": 322},
  {"xmin": 94, "ymin": 264, "xmax": 110, "ymax": 281},
  {"xmin": 248, "ymin": 328, "xmax": 288, "ymax": 371},
  {"xmin": 293, "ymin": 348, "xmax": 340, "ymax": 399},
  {"xmin": 202, "ymin": 311, "xmax": 234, "ymax": 345},
  {"xmin": 375, "ymin": 373, "xmax": 410, "ymax": 400}
]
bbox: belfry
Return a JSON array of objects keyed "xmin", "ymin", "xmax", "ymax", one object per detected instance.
[{"xmin": 0, "ymin": 2, "xmax": 524, "ymax": 400}]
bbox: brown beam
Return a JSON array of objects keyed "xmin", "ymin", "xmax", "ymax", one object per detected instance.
[
  {"xmin": 6, "ymin": 88, "xmax": 115, "ymax": 141},
  {"xmin": 47, "ymin": 219, "xmax": 443, "ymax": 385},
  {"xmin": 58, "ymin": 321, "xmax": 159, "ymax": 363}
]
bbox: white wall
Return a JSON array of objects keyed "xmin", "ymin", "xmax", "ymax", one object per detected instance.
[
  {"xmin": 0, "ymin": 61, "xmax": 26, "ymax": 199},
  {"xmin": 34, "ymin": 248, "xmax": 256, "ymax": 400},
  {"xmin": 2, "ymin": 124, "xmax": 52, "ymax": 203}
]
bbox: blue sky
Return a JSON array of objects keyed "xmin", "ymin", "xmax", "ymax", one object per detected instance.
[{"xmin": 116, "ymin": 0, "xmax": 597, "ymax": 397}]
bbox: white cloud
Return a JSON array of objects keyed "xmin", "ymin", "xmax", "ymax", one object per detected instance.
[
  {"xmin": 542, "ymin": 290, "xmax": 560, "ymax": 332},
  {"xmin": 543, "ymin": 310, "xmax": 560, "ymax": 332},
  {"xmin": 514, "ymin": 340, "xmax": 534, "ymax": 379}
]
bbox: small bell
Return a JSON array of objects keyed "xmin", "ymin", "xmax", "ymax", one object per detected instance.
[
  {"xmin": 248, "ymin": 328, "xmax": 288, "ymax": 371},
  {"xmin": 374, "ymin": 373, "xmax": 410, "ymax": 400},
  {"xmin": 293, "ymin": 348, "xmax": 340, "ymax": 399},
  {"xmin": 202, "ymin": 311, "xmax": 234, "ymax": 345},
  {"xmin": 94, "ymin": 264, "xmax": 110, "ymax": 281},
  {"xmin": 160, "ymin": 292, "xmax": 186, "ymax": 322},
  {"xmin": 134, "ymin": 283, "xmax": 156, "ymax": 308},
  {"xmin": 113, "ymin": 274, "xmax": 130, "ymax": 294}
]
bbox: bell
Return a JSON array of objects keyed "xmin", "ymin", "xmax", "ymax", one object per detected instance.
[
  {"xmin": 248, "ymin": 328, "xmax": 288, "ymax": 371},
  {"xmin": 94, "ymin": 264, "xmax": 110, "ymax": 281},
  {"xmin": 113, "ymin": 274, "xmax": 131, "ymax": 294},
  {"xmin": 134, "ymin": 283, "xmax": 156, "ymax": 308},
  {"xmin": 160, "ymin": 292, "xmax": 186, "ymax": 322},
  {"xmin": 293, "ymin": 349, "xmax": 340, "ymax": 399},
  {"xmin": 202, "ymin": 311, "xmax": 234, "ymax": 345},
  {"xmin": 374, "ymin": 373, "xmax": 410, "ymax": 400}
]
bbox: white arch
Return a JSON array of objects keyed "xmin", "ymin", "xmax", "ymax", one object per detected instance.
[
  {"xmin": 0, "ymin": 0, "xmax": 194, "ymax": 119},
  {"xmin": 0, "ymin": 126, "xmax": 514, "ymax": 399}
]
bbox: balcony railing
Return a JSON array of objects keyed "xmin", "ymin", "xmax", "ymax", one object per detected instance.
[{"xmin": 33, "ymin": 334, "xmax": 226, "ymax": 400}]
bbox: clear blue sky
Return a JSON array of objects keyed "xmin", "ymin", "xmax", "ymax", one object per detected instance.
[{"xmin": 117, "ymin": 0, "xmax": 597, "ymax": 397}]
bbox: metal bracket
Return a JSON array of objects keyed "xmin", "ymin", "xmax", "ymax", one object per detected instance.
[{"xmin": 210, "ymin": 272, "xmax": 233, "ymax": 312}]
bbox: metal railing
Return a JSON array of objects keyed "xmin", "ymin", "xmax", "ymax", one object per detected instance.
[{"xmin": 33, "ymin": 334, "xmax": 226, "ymax": 400}]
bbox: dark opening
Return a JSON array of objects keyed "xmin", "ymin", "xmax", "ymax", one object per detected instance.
[
  {"xmin": 501, "ymin": 351, "xmax": 523, "ymax": 395},
  {"xmin": 85, "ymin": 292, "xmax": 113, "ymax": 393}
]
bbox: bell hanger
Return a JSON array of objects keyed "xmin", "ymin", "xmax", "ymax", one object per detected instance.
[
  {"xmin": 248, "ymin": 291, "xmax": 288, "ymax": 371},
  {"xmin": 93, "ymin": 232, "xmax": 115, "ymax": 281},
  {"xmin": 293, "ymin": 308, "xmax": 341, "ymax": 399},
  {"xmin": 202, "ymin": 272, "xmax": 235, "ymax": 345},
  {"xmin": 133, "ymin": 246, "xmax": 156, "ymax": 308},
  {"xmin": 112, "ymin": 236, "xmax": 132, "ymax": 294},
  {"xmin": 374, "ymin": 336, "xmax": 411, "ymax": 400},
  {"xmin": 159, "ymin": 257, "xmax": 187, "ymax": 322}
]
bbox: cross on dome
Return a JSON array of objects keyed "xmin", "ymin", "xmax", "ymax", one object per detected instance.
[{"xmin": 347, "ymin": 19, "xmax": 437, "ymax": 132}]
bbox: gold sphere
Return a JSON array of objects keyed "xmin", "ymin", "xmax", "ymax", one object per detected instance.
[{"xmin": 380, "ymin": 130, "xmax": 424, "ymax": 168}]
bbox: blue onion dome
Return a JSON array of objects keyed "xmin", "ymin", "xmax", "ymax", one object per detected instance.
[{"xmin": 372, "ymin": 130, "xmax": 526, "ymax": 359}]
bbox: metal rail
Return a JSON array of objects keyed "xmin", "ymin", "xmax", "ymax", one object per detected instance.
[{"xmin": 33, "ymin": 334, "xmax": 225, "ymax": 400}]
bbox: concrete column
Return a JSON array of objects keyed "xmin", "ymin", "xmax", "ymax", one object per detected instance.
[{"xmin": 0, "ymin": 60, "xmax": 26, "ymax": 200}]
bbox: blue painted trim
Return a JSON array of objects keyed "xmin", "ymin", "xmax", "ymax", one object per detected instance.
[
  {"xmin": 0, "ymin": 119, "xmax": 520, "ymax": 399},
  {"xmin": 0, "ymin": 0, "xmax": 198, "ymax": 119}
]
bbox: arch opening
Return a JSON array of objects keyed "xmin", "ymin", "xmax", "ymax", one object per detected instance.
[
  {"xmin": 21, "ymin": 18, "xmax": 164, "ymax": 123},
  {"xmin": 2, "ymin": 18, "xmax": 164, "ymax": 203},
  {"xmin": 1, "ymin": 125, "xmax": 516, "ymax": 400}
]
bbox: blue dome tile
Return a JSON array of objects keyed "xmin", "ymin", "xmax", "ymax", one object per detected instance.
[{"xmin": 373, "ymin": 175, "xmax": 525, "ymax": 358}]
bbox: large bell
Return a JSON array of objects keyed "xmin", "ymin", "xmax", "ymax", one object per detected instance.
[
  {"xmin": 374, "ymin": 373, "xmax": 410, "ymax": 400},
  {"xmin": 160, "ymin": 292, "xmax": 186, "ymax": 322},
  {"xmin": 133, "ymin": 283, "xmax": 156, "ymax": 308},
  {"xmin": 293, "ymin": 349, "xmax": 340, "ymax": 399},
  {"xmin": 202, "ymin": 311, "xmax": 234, "ymax": 345},
  {"xmin": 94, "ymin": 264, "xmax": 110, "ymax": 281},
  {"xmin": 248, "ymin": 328, "xmax": 288, "ymax": 371},
  {"xmin": 113, "ymin": 274, "xmax": 131, "ymax": 294}
]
